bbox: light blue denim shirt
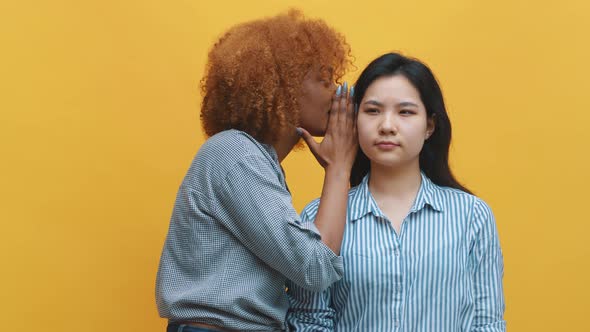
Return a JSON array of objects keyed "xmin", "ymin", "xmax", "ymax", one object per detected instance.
[{"xmin": 156, "ymin": 129, "xmax": 343, "ymax": 331}]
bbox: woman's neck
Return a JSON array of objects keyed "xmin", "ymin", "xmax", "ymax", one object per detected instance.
[
  {"xmin": 272, "ymin": 127, "xmax": 301, "ymax": 162},
  {"xmin": 368, "ymin": 162, "xmax": 422, "ymax": 201}
]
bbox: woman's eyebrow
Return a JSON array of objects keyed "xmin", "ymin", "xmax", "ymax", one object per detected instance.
[
  {"xmin": 362, "ymin": 100, "xmax": 419, "ymax": 108},
  {"xmin": 362, "ymin": 99, "xmax": 383, "ymax": 107},
  {"xmin": 398, "ymin": 101, "xmax": 419, "ymax": 107}
]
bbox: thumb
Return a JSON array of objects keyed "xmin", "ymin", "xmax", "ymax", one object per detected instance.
[
  {"xmin": 298, "ymin": 127, "xmax": 327, "ymax": 168},
  {"xmin": 298, "ymin": 127, "xmax": 318, "ymax": 152}
]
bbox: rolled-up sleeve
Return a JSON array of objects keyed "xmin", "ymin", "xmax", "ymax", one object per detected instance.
[
  {"xmin": 215, "ymin": 154, "xmax": 343, "ymax": 292},
  {"xmin": 469, "ymin": 199, "xmax": 506, "ymax": 331},
  {"xmin": 286, "ymin": 279, "xmax": 335, "ymax": 331},
  {"xmin": 286, "ymin": 199, "xmax": 337, "ymax": 331}
]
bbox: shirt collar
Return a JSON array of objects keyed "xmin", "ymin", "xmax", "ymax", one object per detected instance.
[
  {"xmin": 413, "ymin": 172, "xmax": 444, "ymax": 213},
  {"xmin": 348, "ymin": 174, "xmax": 379, "ymax": 222},
  {"xmin": 349, "ymin": 171, "xmax": 443, "ymax": 222}
]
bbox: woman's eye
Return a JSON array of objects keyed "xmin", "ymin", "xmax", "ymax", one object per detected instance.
[
  {"xmin": 400, "ymin": 109, "xmax": 415, "ymax": 115},
  {"xmin": 364, "ymin": 108, "xmax": 379, "ymax": 114}
]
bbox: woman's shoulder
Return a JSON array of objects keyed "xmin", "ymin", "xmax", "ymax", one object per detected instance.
[
  {"xmin": 300, "ymin": 185, "xmax": 363, "ymax": 221},
  {"xmin": 196, "ymin": 130, "xmax": 274, "ymax": 166},
  {"xmin": 428, "ymin": 180, "xmax": 491, "ymax": 211},
  {"xmin": 183, "ymin": 130, "xmax": 277, "ymax": 188},
  {"xmin": 201, "ymin": 129, "xmax": 262, "ymax": 153},
  {"xmin": 301, "ymin": 197, "xmax": 321, "ymax": 219}
]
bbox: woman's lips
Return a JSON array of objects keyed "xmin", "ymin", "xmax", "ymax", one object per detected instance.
[{"xmin": 375, "ymin": 141, "xmax": 400, "ymax": 150}]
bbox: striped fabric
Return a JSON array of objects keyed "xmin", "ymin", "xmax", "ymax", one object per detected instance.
[
  {"xmin": 286, "ymin": 173, "xmax": 505, "ymax": 331},
  {"xmin": 155, "ymin": 129, "xmax": 343, "ymax": 331}
]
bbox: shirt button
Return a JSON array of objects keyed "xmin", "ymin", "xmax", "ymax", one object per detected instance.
[
  {"xmin": 395, "ymin": 320, "xmax": 400, "ymax": 328},
  {"xmin": 395, "ymin": 250, "xmax": 400, "ymax": 256}
]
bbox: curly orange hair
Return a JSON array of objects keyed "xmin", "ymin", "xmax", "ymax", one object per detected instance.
[{"xmin": 200, "ymin": 9, "xmax": 353, "ymax": 144}]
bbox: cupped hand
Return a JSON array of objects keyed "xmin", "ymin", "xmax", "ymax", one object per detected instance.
[{"xmin": 299, "ymin": 82, "xmax": 358, "ymax": 172}]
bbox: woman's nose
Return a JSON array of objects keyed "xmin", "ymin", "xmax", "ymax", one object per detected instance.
[{"xmin": 379, "ymin": 113, "xmax": 398, "ymax": 135}]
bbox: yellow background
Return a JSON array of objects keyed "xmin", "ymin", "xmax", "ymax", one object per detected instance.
[{"xmin": 2, "ymin": 0, "xmax": 589, "ymax": 331}]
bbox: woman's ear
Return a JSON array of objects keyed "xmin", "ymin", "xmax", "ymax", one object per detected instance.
[{"xmin": 425, "ymin": 115, "xmax": 435, "ymax": 139}]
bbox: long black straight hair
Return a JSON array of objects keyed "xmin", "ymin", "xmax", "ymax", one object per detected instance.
[{"xmin": 350, "ymin": 52, "xmax": 471, "ymax": 194}]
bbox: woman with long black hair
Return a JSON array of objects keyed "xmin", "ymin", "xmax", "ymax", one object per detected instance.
[{"xmin": 287, "ymin": 52, "xmax": 505, "ymax": 331}]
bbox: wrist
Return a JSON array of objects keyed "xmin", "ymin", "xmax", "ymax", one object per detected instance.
[{"xmin": 324, "ymin": 165, "xmax": 351, "ymax": 180}]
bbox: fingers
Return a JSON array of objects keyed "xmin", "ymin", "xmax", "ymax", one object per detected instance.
[
  {"xmin": 336, "ymin": 82, "xmax": 356, "ymax": 135},
  {"xmin": 339, "ymin": 82, "xmax": 349, "ymax": 114},
  {"xmin": 336, "ymin": 82, "xmax": 349, "ymax": 123},
  {"xmin": 327, "ymin": 84, "xmax": 343, "ymax": 133},
  {"xmin": 328, "ymin": 82, "xmax": 350, "ymax": 133},
  {"xmin": 346, "ymin": 85, "xmax": 355, "ymax": 126}
]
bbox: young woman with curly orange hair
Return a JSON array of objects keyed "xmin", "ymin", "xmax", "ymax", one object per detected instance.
[{"xmin": 156, "ymin": 10, "xmax": 357, "ymax": 332}]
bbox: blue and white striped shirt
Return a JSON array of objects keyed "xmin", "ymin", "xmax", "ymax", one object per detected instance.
[
  {"xmin": 156, "ymin": 130, "xmax": 343, "ymax": 331},
  {"xmin": 286, "ymin": 173, "xmax": 505, "ymax": 331}
]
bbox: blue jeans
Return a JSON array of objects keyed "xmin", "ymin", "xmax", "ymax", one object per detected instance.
[{"xmin": 167, "ymin": 323, "xmax": 222, "ymax": 332}]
